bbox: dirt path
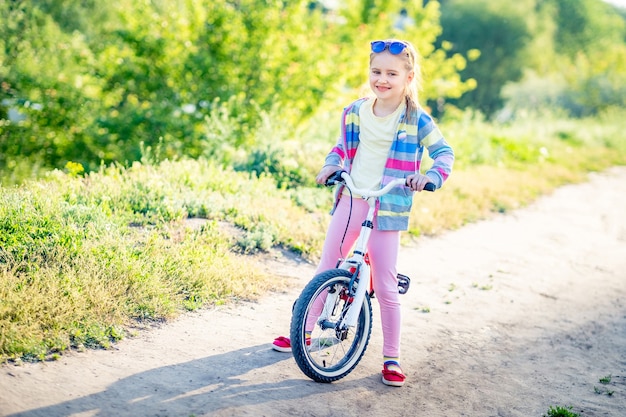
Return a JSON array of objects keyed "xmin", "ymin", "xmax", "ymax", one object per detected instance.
[{"xmin": 1, "ymin": 167, "xmax": 625, "ymax": 417}]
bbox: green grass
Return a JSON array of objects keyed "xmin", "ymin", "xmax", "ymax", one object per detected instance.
[
  {"xmin": 543, "ymin": 405, "xmax": 580, "ymax": 417},
  {"xmin": 1, "ymin": 111, "xmax": 625, "ymax": 362},
  {"xmin": 595, "ymin": 374, "xmax": 616, "ymax": 396},
  {"xmin": 1, "ymin": 162, "xmax": 309, "ymax": 361}
]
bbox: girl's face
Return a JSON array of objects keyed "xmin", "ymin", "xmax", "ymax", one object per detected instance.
[{"xmin": 369, "ymin": 52, "xmax": 414, "ymax": 106}]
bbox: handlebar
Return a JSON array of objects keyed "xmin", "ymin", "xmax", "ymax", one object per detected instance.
[
  {"xmin": 326, "ymin": 170, "xmax": 435, "ymax": 196},
  {"xmin": 423, "ymin": 182, "xmax": 436, "ymax": 192}
]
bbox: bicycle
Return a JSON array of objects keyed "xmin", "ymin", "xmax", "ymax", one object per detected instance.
[{"xmin": 289, "ymin": 170, "xmax": 435, "ymax": 383}]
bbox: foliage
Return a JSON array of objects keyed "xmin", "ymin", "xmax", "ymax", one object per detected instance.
[
  {"xmin": 0, "ymin": 159, "xmax": 326, "ymax": 361},
  {"xmin": 543, "ymin": 405, "xmax": 580, "ymax": 417},
  {"xmin": 438, "ymin": 0, "xmax": 534, "ymax": 116},
  {"xmin": 1, "ymin": 0, "xmax": 626, "ymax": 363},
  {"xmin": 2, "ymin": 0, "xmax": 624, "ymax": 183},
  {"xmin": 503, "ymin": 0, "xmax": 626, "ymax": 118},
  {"xmin": 436, "ymin": 0, "xmax": 626, "ymax": 119},
  {"xmin": 406, "ymin": 109, "xmax": 626, "ymax": 235},
  {"xmin": 0, "ymin": 1, "xmax": 103, "ymax": 176},
  {"xmin": 551, "ymin": 0, "xmax": 625, "ymax": 59},
  {"xmin": 1, "ymin": 108, "xmax": 625, "ymax": 362},
  {"xmin": 0, "ymin": 0, "xmax": 469, "ymax": 182}
]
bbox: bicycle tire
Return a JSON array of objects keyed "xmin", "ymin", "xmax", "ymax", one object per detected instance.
[{"xmin": 290, "ymin": 268, "xmax": 372, "ymax": 383}]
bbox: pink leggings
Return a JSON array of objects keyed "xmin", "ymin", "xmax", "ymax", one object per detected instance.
[{"xmin": 312, "ymin": 196, "xmax": 402, "ymax": 358}]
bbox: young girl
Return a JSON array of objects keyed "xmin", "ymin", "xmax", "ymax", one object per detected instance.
[{"xmin": 272, "ymin": 39, "xmax": 454, "ymax": 387}]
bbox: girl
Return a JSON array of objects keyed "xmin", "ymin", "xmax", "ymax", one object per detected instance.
[{"xmin": 272, "ymin": 39, "xmax": 454, "ymax": 387}]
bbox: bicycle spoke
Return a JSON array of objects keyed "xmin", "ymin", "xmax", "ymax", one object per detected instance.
[{"xmin": 290, "ymin": 269, "xmax": 372, "ymax": 382}]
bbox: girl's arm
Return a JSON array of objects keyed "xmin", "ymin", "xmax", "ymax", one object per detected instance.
[
  {"xmin": 318, "ymin": 138, "xmax": 346, "ymax": 185},
  {"xmin": 323, "ymin": 137, "xmax": 346, "ymax": 168},
  {"xmin": 417, "ymin": 112, "xmax": 454, "ymax": 189},
  {"xmin": 425, "ymin": 138, "xmax": 454, "ymax": 188}
]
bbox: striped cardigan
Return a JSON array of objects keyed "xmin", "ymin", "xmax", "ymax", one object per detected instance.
[{"xmin": 324, "ymin": 97, "xmax": 454, "ymax": 231}]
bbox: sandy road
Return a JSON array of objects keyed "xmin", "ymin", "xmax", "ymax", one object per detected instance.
[{"xmin": 1, "ymin": 167, "xmax": 625, "ymax": 417}]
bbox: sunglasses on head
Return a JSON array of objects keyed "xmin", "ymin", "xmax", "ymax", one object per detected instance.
[{"xmin": 371, "ymin": 40, "xmax": 408, "ymax": 55}]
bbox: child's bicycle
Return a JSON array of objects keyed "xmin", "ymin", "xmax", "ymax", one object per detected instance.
[{"xmin": 289, "ymin": 170, "xmax": 435, "ymax": 383}]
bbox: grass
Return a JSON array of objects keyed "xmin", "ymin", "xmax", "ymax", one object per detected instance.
[
  {"xmin": 409, "ymin": 109, "xmax": 626, "ymax": 236},
  {"xmin": 1, "ymin": 110, "xmax": 625, "ymax": 362},
  {"xmin": 543, "ymin": 405, "xmax": 580, "ymax": 417},
  {"xmin": 595, "ymin": 374, "xmax": 616, "ymax": 396},
  {"xmin": 1, "ymin": 162, "xmax": 301, "ymax": 361}
]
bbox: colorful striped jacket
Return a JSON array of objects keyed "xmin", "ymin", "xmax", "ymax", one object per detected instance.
[{"xmin": 324, "ymin": 97, "xmax": 454, "ymax": 231}]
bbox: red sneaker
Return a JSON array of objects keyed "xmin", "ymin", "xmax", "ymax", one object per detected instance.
[
  {"xmin": 382, "ymin": 363, "xmax": 406, "ymax": 387},
  {"xmin": 272, "ymin": 336, "xmax": 292, "ymax": 352},
  {"xmin": 271, "ymin": 336, "xmax": 310, "ymax": 352}
]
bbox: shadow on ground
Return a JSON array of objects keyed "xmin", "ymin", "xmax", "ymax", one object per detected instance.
[{"xmin": 6, "ymin": 343, "xmax": 377, "ymax": 417}]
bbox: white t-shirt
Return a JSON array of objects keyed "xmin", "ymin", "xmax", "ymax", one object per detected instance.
[{"xmin": 348, "ymin": 99, "xmax": 406, "ymax": 193}]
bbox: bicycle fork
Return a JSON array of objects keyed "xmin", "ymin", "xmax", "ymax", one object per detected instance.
[{"xmin": 316, "ymin": 262, "xmax": 369, "ymax": 340}]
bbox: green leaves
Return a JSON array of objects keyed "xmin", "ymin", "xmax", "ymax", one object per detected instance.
[{"xmin": 1, "ymin": 0, "xmax": 469, "ymax": 181}]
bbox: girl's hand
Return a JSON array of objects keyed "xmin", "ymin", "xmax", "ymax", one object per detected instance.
[
  {"xmin": 315, "ymin": 165, "xmax": 342, "ymax": 185},
  {"xmin": 406, "ymin": 173, "xmax": 432, "ymax": 192}
]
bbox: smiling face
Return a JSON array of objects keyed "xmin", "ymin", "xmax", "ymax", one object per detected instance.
[{"xmin": 369, "ymin": 51, "xmax": 414, "ymax": 110}]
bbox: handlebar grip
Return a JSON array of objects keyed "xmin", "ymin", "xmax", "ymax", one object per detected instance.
[
  {"xmin": 404, "ymin": 180, "xmax": 436, "ymax": 192},
  {"xmin": 325, "ymin": 170, "xmax": 346, "ymax": 186}
]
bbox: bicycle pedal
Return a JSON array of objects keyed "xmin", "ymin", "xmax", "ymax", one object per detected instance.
[{"xmin": 397, "ymin": 273, "xmax": 411, "ymax": 295}]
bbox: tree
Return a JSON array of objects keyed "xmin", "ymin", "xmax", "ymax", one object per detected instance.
[
  {"xmin": 1, "ymin": 0, "xmax": 473, "ymax": 180},
  {"xmin": 502, "ymin": 0, "xmax": 626, "ymax": 117},
  {"xmin": 0, "ymin": 1, "xmax": 105, "ymax": 174},
  {"xmin": 438, "ymin": 0, "xmax": 534, "ymax": 117},
  {"xmin": 551, "ymin": 0, "xmax": 625, "ymax": 58}
]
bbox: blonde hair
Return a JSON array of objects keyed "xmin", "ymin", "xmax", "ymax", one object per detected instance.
[{"xmin": 369, "ymin": 38, "xmax": 422, "ymax": 119}]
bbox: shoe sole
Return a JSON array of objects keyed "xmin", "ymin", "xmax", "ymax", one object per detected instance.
[
  {"xmin": 272, "ymin": 345, "xmax": 292, "ymax": 353},
  {"xmin": 382, "ymin": 376, "xmax": 405, "ymax": 387}
]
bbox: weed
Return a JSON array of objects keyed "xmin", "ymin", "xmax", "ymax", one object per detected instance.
[
  {"xmin": 472, "ymin": 282, "xmax": 493, "ymax": 291},
  {"xmin": 593, "ymin": 385, "xmax": 615, "ymax": 396},
  {"xmin": 543, "ymin": 405, "xmax": 579, "ymax": 417},
  {"xmin": 594, "ymin": 374, "xmax": 616, "ymax": 396}
]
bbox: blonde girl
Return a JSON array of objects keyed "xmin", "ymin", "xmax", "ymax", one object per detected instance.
[{"xmin": 273, "ymin": 39, "xmax": 454, "ymax": 387}]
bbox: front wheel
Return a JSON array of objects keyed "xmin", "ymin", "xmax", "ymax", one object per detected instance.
[{"xmin": 290, "ymin": 268, "xmax": 372, "ymax": 383}]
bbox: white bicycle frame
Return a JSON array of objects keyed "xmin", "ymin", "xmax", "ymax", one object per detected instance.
[{"xmin": 317, "ymin": 172, "xmax": 407, "ymax": 330}]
